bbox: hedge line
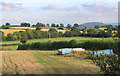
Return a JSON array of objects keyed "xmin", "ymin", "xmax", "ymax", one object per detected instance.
[{"xmin": 17, "ymin": 40, "xmax": 118, "ymax": 51}]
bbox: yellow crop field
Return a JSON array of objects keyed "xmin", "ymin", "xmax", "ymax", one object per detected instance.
[
  {"xmin": 10, "ymin": 27, "xmax": 36, "ymax": 30},
  {"xmin": 0, "ymin": 29, "xmax": 25, "ymax": 36}
]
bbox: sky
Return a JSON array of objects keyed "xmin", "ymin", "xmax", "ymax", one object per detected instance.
[{"xmin": 0, "ymin": 0, "xmax": 119, "ymax": 26}]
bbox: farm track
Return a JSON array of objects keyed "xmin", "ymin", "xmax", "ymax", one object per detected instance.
[
  {"xmin": 33, "ymin": 52, "xmax": 77, "ymax": 74},
  {"xmin": 2, "ymin": 51, "xmax": 100, "ymax": 74}
]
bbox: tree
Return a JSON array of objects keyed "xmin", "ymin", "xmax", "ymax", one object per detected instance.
[
  {"xmin": 66, "ymin": 24, "xmax": 71, "ymax": 30},
  {"xmin": 70, "ymin": 27, "xmax": 81, "ymax": 37},
  {"xmin": 32, "ymin": 24, "xmax": 36, "ymax": 27},
  {"xmin": 95, "ymin": 26, "xmax": 100, "ymax": 29},
  {"xmin": 5, "ymin": 22, "xmax": 10, "ymax": 26},
  {"xmin": 13, "ymin": 31, "xmax": 21, "ymax": 40},
  {"xmin": 60, "ymin": 23, "xmax": 64, "ymax": 27},
  {"xmin": 36, "ymin": 22, "xmax": 45, "ymax": 27},
  {"xmin": 59, "ymin": 32, "xmax": 63, "ymax": 37},
  {"xmin": 87, "ymin": 29, "xmax": 98, "ymax": 37},
  {"xmin": 118, "ymin": 25, "xmax": 120, "ymax": 38},
  {"xmin": 48, "ymin": 28, "xmax": 59, "ymax": 38},
  {"xmin": 2, "ymin": 25, "xmax": 9, "ymax": 29},
  {"xmin": 36, "ymin": 26, "xmax": 42, "ymax": 30},
  {"xmin": 64, "ymin": 31, "xmax": 70, "ymax": 37},
  {"xmin": 73, "ymin": 23, "xmax": 79, "ymax": 27},
  {"xmin": 106, "ymin": 25, "xmax": 113, "ymax": 30},
  {"xmin": 46, "ymin": 24, "xmax": 50, "ymax": 27},
  {"xmin": 6, "ymin": 33, "xmax": 16, "ymax": 41},
  {"xmin": 49, "ymin": 28, "xmax": 57, "ymax": 32},
  {"xmin": 51, "ymin": 23, "xmax": 56, "ymax": 27},
  {"xmin": 20, "ymin": 22, "xmax": 30, "ymax": 27},
  {"xmin": 26, "ymin": 30, "xmax": 34, "ymax": 39},
  {"xmin": 56, "ymin": 24, "xmax": 59, "ymax": 27},
  {"xmin": 0, "ymin": 31, "xmax": 6, "ymax": 41},
  {"xmin": 20, "ymin": 37, "xmax": 27, "ymax": 44}
]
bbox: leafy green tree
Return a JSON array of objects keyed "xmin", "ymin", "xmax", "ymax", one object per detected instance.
[
  {"xmin": 20, "ymin": 22, "xmax": 30, "ymax": 27},
  {"xmin": 48, "ymin": 28, "xmax": 59, "ymax": 38},
  {"xmin": 46, "ymin": 24, "xmax": 50, "ymax": 27},
  {"xmin": 94, "ymin": 25, "xmax": 100, "ymax": 29},
  {"xmin": 56, "ymin": 24, "xmax": 59, "ymax": 27},
  {"xmin": 59, "ymin": 32, "xmax": 63, "ymax": 37},
  {"xmin": 51, "ymin": 23, "xmax": 56, "ymax": 27},
  {"xmin": 26, "ymin": 30, "xmax": 34, "ymax": 39},
  {"xmin": 118, "ymin": 25, "xmax": 120, "ymax": 38},
  {"xmin": 32, "ymin": 24, "xmax": 36, "ymax": 27},
  {"xmin": 87, "ymin": 29, "xmax": 98, "ymax": 37},
  {"xmin": 0, "ymin": 31, "xmax": 6, "ymax": 41},
  {"xmin": 73, "ymin": 23, "xmax": 79, "ymax": 27},
  {"xmin": 70, "ymin": 27, "xmax": 81, "ymax": 37},
  {"xmin": 13, "ymin": 31, "xmax": 21, "ymax": 40},
  {"xmin": 49, "ymin": 28, "xmax": 57, "ymax": 32},
  {"xmin": 36, "ymin": 26, "xmax": 42, "ymax": 30},
  {"xmin": 2, "ymin": 25, "xmax": 9, "ymax": 29},
  {"xmin": 36, "ymin": 22, "xmax": 45, "ymax": 27},
  {"xmin": 5, "ymin": 22, "xmax": 10, "ymax": 26},
  {"xmin": 64, "ymin": 31, "xmax": 70, "ymax": 37},
  {"xmin": 20, "ymin": 37, "xmax": 27, "ymax": 44},
  {"xmin": 66, "ymin": 24, "xmax": 72, "ymax": 30},
  {"xmin": 106, "ymin": 25, "xmax": 113, "ymax": 30},
  {"xmin": 6, "ymin": 33, "xmax": 16, "ymax": 41},
  {"xmin": 60, "ymin": 23, "xmax": 64, "ymax": 27}
]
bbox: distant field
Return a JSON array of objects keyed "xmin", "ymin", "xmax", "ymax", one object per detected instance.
[
  {"xmin": 0, "ymin": 29, "xmax": 25, "ymax": 36},
  {"xmin": 10, "ymin": 27, "xmax": 36, "ymax": 30},
  {"xmin": 1, "ymin": 27, "xmax": 67, "ymax": 36},
  {"xmin": 2, "ymin": 51, "xmax": 100, "ymax": 74}
]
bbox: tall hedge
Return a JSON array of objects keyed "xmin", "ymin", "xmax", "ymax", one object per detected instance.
[{"xmin": 17, "ymin": 40, "xmax": 117, "ymax": 51}]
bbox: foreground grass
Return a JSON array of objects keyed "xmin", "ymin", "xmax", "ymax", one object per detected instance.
[{"xmin": 2, "ymin": 51, "xmax": 100, "ymax": 74}]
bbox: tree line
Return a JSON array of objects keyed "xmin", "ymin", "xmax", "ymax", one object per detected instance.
[{"xmin": 0, "ymin": 25, "xmax": 118, "ymax": 42}]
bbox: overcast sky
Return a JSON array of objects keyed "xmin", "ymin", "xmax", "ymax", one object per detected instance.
[{"xmin": 0, "ymin": 0, "xmax": 119, "ymax": 26}]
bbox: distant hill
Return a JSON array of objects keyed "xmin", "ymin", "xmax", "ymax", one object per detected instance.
[
  {"xmin": 79, "ymin": 22, "xmax": 105, "ymax": 27},
  {"xmin": 105, "ymin": 23, "xmax": 118, "ymax": 25}
]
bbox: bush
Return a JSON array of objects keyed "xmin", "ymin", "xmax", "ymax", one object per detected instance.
[
  {"xmin": 88, "ymin": 54, "xmax": 120, "ymax": 74},
  {"xmin": 20, "ymin": 37, "xmax": 27, "ymax": 44}
]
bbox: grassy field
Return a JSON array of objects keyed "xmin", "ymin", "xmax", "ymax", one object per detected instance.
[
  {"xmin": 2, "ymin": 51, "xmax": 100, "ymax": 74},
  {"xmin": 2, "ymin": 37, "xmax": 116, "ymax": 50}
]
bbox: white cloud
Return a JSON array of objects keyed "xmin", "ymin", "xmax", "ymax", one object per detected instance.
[
  {"xmin": 41, "ymin": 4, "xmax": 79, "ymax": 11},
  {"xmin": 1, "ymin": 1, "xmax": 25, "ymax": 11},
  {"xmin": 81, "ymin": 3, "xmax": 118, "ymax": 14}
]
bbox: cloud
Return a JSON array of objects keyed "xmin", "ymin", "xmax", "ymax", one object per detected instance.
[
  {"xmin": 41, "ymin": 4, "xmax": 79, "ymax": 11},
  {"xmin": 81, "ymin": 3, "xmax": 118, "ymax": 14},
  {"xmin": 1, "ymin": 1, "xmax": 25, "ymax": 11}
]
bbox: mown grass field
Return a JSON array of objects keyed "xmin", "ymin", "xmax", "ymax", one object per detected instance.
[
  {"xmin": 2, "ymin": 37, "xmax": 116, "ymax": 50},
  {"xmin": 2, "ymin": 51, "xmax": 100, "ymax": 74}
]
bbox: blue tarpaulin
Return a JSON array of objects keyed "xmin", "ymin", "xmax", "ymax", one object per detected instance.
[
  {"xmin": 58, "ymin": 48, "xmax": 73, "ymax": 54},
  {"xmin": 93, "ymin": 49, "xmax": 113, "ymax": 55}
]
